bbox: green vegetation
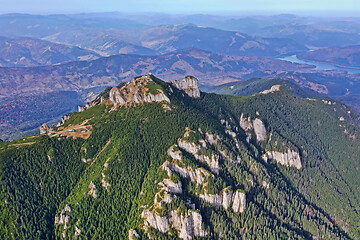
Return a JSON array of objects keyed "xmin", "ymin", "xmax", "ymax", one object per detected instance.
[
  {"xmin": 208, "ymin": 77, "xmax": 320, "ymax": 98},
  {"xmin": 1, "ymin": 76, "xmax": 359, "ymax": 239}
]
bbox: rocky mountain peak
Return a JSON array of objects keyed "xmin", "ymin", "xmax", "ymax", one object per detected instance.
[
  {"xmin": 109, "ymin": 75, "xmax": 170, "ymax": 106},
  {"xmin": 39, "ymin": 123, "xmax": 50, "ymax": 134},
  {"xmin": 172, "ymin": 75, "xmax": 201, "ymax": 98}
]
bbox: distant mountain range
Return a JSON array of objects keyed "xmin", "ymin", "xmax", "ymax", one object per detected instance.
[
  {"xmin": 0, "ymin": 14, "xmax": 309, "ymax": 58},
  {"xmin": 215, "ymin": 17, "xmax": 360, "ymax": 47},
  {"xmin": 42, "ymin": 23, "xmax": 308, "ymax": 58},
  {"xmin": 43, "ymin": 30, "xmax": 157, "ymax": 57},
  {"xmin": 0, "ymin": 36, "xmax": 100, "ymax": 67},
  {"xmin": 297, "ymin": 45, "xmax": 360, "ymax": 68},
  {"xmin": 0, "ymin": 48, "xmax": 315, "ymax": 100},
  {"xmin": 1, "ymin": 48, "xmax": 360, "ymax": 140}
]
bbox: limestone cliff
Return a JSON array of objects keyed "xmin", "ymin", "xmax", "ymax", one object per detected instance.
[
  {"xmin": 56, "ymin": 114, "xmax": 70, "ymax": 127},
  {"xmin": 232, "ymin": 190, "xmax": 247, "ymax": 213},
  {"xmin": 142, "ymin": 209, "xmax": 206, "ymax": 240},
  {"xmin": 128, "ymin": 229, "xmax": 140, "ymax": 240},
  {"xmin": 40, "ymin": 123, "xmax": 50, "ymax": 134},
  {"xmin": 259, "ymin": 85, "xmax": 281, "ymax": 94},
  {"xmin": 263, "ymin": 148, "xmax": 302, "ymax": 169},
  {"xmin": 177, "ymin": 128, "xmax": 220, "ymax": 174},
  {"xmin": 239, "ymin": 113, "xmax": 267, "ymax": 142},
  {"xmin": 78, "ymin": 102, "xmax": 94, "ymax": 112},
  {"xmin": 109, "ymin": 75, "xmax": 170, "ymax": 106},
  {"xmin": 140, "ymin": 127, "xmax": 249, "ymax": 239},
  {"xmin": 172, "ymin": 76, "xmax": 201, "ymax": 98}
]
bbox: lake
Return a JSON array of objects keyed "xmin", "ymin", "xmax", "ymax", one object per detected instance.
[{"xmin": 277, "ymin": 54, "xmax": 360, "ymax": 74}]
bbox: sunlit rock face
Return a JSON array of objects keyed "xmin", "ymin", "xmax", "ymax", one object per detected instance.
[
  {"xmin": 172, "ymin": 75, "xmax": 201, "ymax": 98},
  {"xmin": 109, "ymin": 75, "xmax": 170, "ymax": 106},
  {"xmin": 263, "ymin": 149, "xmax": 302, "ymax": 169}
]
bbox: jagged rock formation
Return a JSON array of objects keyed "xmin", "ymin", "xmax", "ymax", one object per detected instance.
[
  {"xmin": 163, "ymin": 160, "xmax": 211, "ymax": 186},
  {"xmin": 232, "ymin": 190, "xmax": 247, "ymax": 213},
  {"xmin": 141, "ymin": 159, "xmax": 207, "ymax": 239},
  {"xmin": 239, "ymin": 113, "xmax": 267, "ymax": 142},
  {"xmin": 128, "ymin": 229, "xmax": 140, "ymax": 240},
  {"xmin": 172, "ymin": 76, "xmax": 201, "ymax": 98},
  {"xmin": 39, "ymin": 123, "xmax": 50, "ymax": 134},
  {"xmin": 164, "ymin": 129, "xmax": 247, "ymax": 212},
  {"xmin": 78, "ymin": 102, "xmax": 94, "ymax": 112},
  {"xmin": 109, "ymin": 75, "xmax": 170, "ymax": 106},
  {"xmin": 160, "ymin": 178, "xmax": 182, "ymax": 194},
  {"xmin": 56, "ymin": 114, "xmax": 70, "ymax": 127},
  {"xmin": 198, "ymin": 188, "xmax": 246, "ymax": 213},
  {"xmin": 141, "ymin": 127, "xmax": 249, "ymax": 239},
  {"xmin": 55, "ymin": 204, "xmax": 72, "ymax": 238},
  {"xmin": 253, "ymin": 118, "xmax": 267, "ymax": 142},
  {"xmin": 263, "ymin": 148, "xmax": 302, "ymax": 169},
  {"xmin": 178, "ymin": 139, "xmax": 220, "ymax": 174},
  {"xmin": 142, "ymin": 209, "xmax": 206, "ymax": 240},
  {"xmin": 177, "ymin": 128, "xmax": 220, "ymax": 174},
  {"xmin": 74, "ymin": 226, "xmax": 81, "ymax": 236},
  {"xmin": 259, "ymin": 85, "xmax": 281, "ymax": 94}
]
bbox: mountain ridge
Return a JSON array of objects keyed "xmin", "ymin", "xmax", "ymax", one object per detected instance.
[{"xmin": 1, "ymin": 75, "xmax": 359, "ymax": 239}]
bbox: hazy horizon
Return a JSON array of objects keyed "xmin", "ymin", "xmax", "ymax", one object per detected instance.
[{"xmin": 2, "ymin": 0, "xmax": 360, "ymax": 17}]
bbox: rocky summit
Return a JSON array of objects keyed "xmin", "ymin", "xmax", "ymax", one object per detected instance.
[
  {"xmin": 1, "ymin": 74, "xmax": 360, "ymax": 240},
  {"xmin": 109, "ymin": 75, "xmax": 171, "ymax": 106}
]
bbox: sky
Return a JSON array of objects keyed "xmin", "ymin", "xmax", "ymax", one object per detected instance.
[{"xmin": 1, "ymin": 0, "xmax": 360, "ymax": 15}]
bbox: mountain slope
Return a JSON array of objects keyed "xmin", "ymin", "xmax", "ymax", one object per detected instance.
[
  {"xmin": 205, "ymin": 77, "xmax": 320, "ymax": 98},
  {"xmin": 138, "ymin": 23, "xmax": 309, "ymax": 57},
  {"xmin": 0, "ymin": 48, "xmax": 314, "ymax": 100},
  {"xmin": 2, "ymin": 48, "xmax": 360, "ymax": 141},
  {"xmin": 1, "ymin": 75, "xmax": 359, "ymax": 239},
  {"xmin": 43, "ymin": 30, "xmax": 157, "ymax": 57},
  {"xmin": 0, "ymin": 36, "xmax": 100, "ymax": 67},
  {"xmin": 0, "ymin": 13, "xmax": 148, "ymax": 38}
]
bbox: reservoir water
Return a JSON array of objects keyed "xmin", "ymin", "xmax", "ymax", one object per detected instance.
[{"xmin": 277, "ymin": 54, "xmax": 360, "ymax": 74}]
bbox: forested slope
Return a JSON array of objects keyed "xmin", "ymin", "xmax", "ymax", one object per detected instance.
[{"xmin": 0, "ymin": 75, "xmax": 359, "ymax": 239}]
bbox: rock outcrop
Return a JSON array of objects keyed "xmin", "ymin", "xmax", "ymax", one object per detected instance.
[
  {"xmin": 142, "ymin": 210, "xmax": 170, "ymax": 234},
  {"xmin": 239, "ymin": 113, "xmax": 267, "ymax": 142},
  {"xmin": 172, "ymin": 76, "xmax": 201, "ymax": 98},
  {"xmin": 74, "ymin": 226, "xmax": 81, "ymax": 236},
  {"xmin": 109, "ymin": 75, "xmax": 170, "ymax": 106},
  {"xmin": 78, "ymin": 102, "xmax": 94, "ymax": 112},
  {"xmin": 232, "ymin": 190, "xmax": 246, "ymax": 213},
  {"xmin": 54, "ymin": 204, "xmax": 71, "ymax": 230},
  {"xmin": 128, "ymin": 229, "xmax": 140, "ymax": 240},
  {"xmin": 253, "ymin": 118, "xmax": 267, "ymax": 142},
  {"xmin": 40, "ymin": 123, "xmax": 50, "ymax": 134},
  {"xmin": 141, "ymin": 126, "xmax": 249, "ymax": 239},
  {"xmin": 263, "ymin": 148, "xmax": 302, "ymax": 169},
  {"xmin": 222, "ymin": 187, "xmax": 233, "ymax": 210},
  {"xmin": 56, "ymin": 114, "xmax": 70, "ymax": 127},
  {"xmin": 160, "ymin": 178, "xmax": 182, "ymax": 194},
  {"xmin": 142, "ymin": 209, "xmax": 206, "ymax": 240},
  {"xmin": 88, "ymin": 181, "xmax": 97, "ymax": 198},
  {"xmin": 199, "ymin": 187, "xmax": 246, "ymax": 213},
  {"xmin": 199, "ymin": 193, "xmax": 222, "ymax": 207},
  {"xmin": 177, "ymin": 130, "xmax": 220, "ymax": 174},
  {"xmin": 162, "ymin": 161, "xmax": 211, "ymax": 186},
  {"xmin": 259, "ymin": 85, "xmax": 281, "ymax": 94}
]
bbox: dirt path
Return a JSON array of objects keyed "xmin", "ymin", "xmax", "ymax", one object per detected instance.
[{"xmin": 91, "ymin": 138, "xmax": 111, "ymax": 166}]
